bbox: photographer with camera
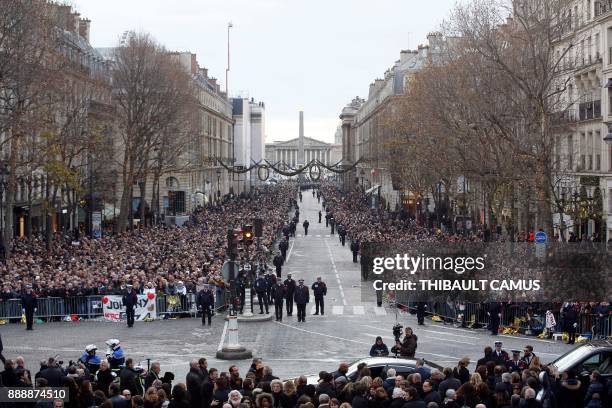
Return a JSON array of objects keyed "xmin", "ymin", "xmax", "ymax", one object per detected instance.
[
  {"xmin": 369, "ymin": 336, "xmax": 389, "ymax": 357},
  {"xmin": 401, "ymin": 327, "xmax": 418, "ymax": 358}
]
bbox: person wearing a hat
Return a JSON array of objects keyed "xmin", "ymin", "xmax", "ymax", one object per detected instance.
[
  {"xmin": 492, "ymin": 341, "xmax": 509, "ymax": 366},
  {"xmin": 283, "ymin": 273, "xmax": 296, "ymax": 316},
  {"xmin": 254, "ymin": 272, "xmax": 269, "ymax": 315},
  {"xmin": 294, "ymin": 279, "xmax": 310, "ymax": 322},
  {"xmin": 506, "ymin": 350, "xmax": 526, "ymax": 373},
  {"xmin": 311, "ymin": 277, "xmax": 327, "ymax": 316},
  {"xmin": 122, "ymin": 284, "xmax": 138, "ymax": 328},
  {"xmin": 20, "ymin": 284, "xmax": 37, "ymax": 331}
]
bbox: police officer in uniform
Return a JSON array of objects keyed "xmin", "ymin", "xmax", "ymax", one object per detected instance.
[
  {"xmin": 488, "ymin": 302, "xmax": 502, "ymax": 335},
  {"xmin": 273, "ymin": 252, "xmax": 284, "ymax": 279},
  {"xmin": 284, "ymin": 273, "xmax": 296, "ymax": 316},
  {"xmin": 21, "ymin": 284, "xmax": 37, "ymax": 331},
  {"xmin": 254, "ymin": 273, "xmax": 269, "ymax": 314},
  {"xmin": 294, "ymin": 279, "xmax": 309, "ymax": 322},
  {"xmin": 303, "ymin": 220, "xmax": 310, "ymax": 236},
  {"xmin": 272, "ymin": 279, "xmax": 286, "ymax": 321},
  {"xmin": 416, "ymin": 302, "xmax": 426, "ymax": 325},
  {"xmin": 122, "ymin": 285, "xmax": 138, "ymax": 328},
  {"xmin": 265, "ymin": 270, "xmax": 276, "ymax": 305},
  {"xmin": 279, "ymin": 238, "xmax": 289, "ymax": 261},
  {"xmin": 311, "ymin": 277, "xmax": 327, "ymax": 316},
  {"xmin": 197, "ymin": 286, "xmax": 214, "ymax": 326}
]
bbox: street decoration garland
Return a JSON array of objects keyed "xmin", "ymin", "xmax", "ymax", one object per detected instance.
[
  {"xmin": 257, "ymin": 165, "xmax": 270, "ymax": 181},
  {"xmin": 216, "ymin": 156, "xmax": 364, "ymax": 178}
]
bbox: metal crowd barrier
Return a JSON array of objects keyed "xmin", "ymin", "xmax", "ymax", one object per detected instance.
[
  {"xmin": 0, "ymin": 288, "xmax": 227, "ymax": 321},
  {"xmin": 393, "ymin": 296, "xmax": 612, "ymax": 339}
]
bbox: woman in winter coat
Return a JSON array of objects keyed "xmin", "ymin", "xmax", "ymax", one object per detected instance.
[{"xmin": 453, "ymin": 357, "xmax": 471, "ymax": 384}]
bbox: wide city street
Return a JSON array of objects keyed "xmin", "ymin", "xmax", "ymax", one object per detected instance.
[{"xmin": 1, "ymin": 191, "xmax": 573, "ymax": 381}]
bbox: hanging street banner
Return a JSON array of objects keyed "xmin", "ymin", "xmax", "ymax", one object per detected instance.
[{"xmin": 101, "ymin": 294, "xmax": 157, "ymax": 322}]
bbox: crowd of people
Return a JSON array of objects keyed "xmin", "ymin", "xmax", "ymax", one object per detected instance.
[
  {"xmin": 0, "ymin": 184, "xmax": 297, "ymax": 303},
  {"xmin": 0, "ymin": 334, "xmax": 609, "ymax": 408}
]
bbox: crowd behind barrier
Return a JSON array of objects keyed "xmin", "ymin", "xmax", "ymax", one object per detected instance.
[
  {"xmin": 392, "ymin": 298, "xmax": 612, "ymax": 340},
  {"xmin": 0, "ymin": 290, "xmax": 229, "ymax": 322}
]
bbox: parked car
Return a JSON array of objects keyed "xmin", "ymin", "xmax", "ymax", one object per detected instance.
[
  {"xmin": 304, "ymin": 357, "xmax": 440, "ymax": 385},
  {"xmin": 545, "ymin": 340, "xmax": 612, "ymax": 399}
]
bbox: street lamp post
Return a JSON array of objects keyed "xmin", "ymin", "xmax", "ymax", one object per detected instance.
[
  {"xmin": 360, "ymin": 169, "xmax": 365, "ymax": 191},
  {"xmin": 0, "ymin": 162, "xmax": 9, "ymax": 261},
  {"xmin": 216, "ymin": 168, "xmax": 222, "ymax": 203}
]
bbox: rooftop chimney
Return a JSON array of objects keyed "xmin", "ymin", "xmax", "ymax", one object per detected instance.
[{"xmin": 79, "ymin": 18, "xmax": 91, "ymax": 42}]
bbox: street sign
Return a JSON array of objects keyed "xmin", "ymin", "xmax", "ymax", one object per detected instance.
[
  {"xmin": 222, "ymin": 261, "xmax": 238, "ymax": 282},
  {"xmin": 535, "ymin": 231, "xmax": 547, "ymax": 244}
]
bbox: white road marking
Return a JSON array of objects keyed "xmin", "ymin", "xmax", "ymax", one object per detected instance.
[
  {"xmin": 311, "ymin": 305, "xmax": 317, "ymax": 314},
  {"xmin": 274, "ymin": 321, "xmax": 369, "ymax": 345},
  {"xmin": 286, "ymin": 238, "xmax": 295, "ymax": 262},
  {"xmin": 217, "ymin": 321, "xmax": 228, "ymax": 352},
  {"xmin": 325, "ymin": 240, "xmax": 347, "ymax": 306},
  {"xmin": 353, "ymin": 306, "xmax": 365, "ymax": 315},
  {"xmin": 325, "ymin": 235, "xmax": 330, "ymax": 238},
  {"xmin": 297, "ymin": 234, "xmax": 303, "ymax": 237},
  {"xmin": 332, "ymin": 306, "xmax": 344, "ymax": 315},
  {"xmin": 316, "ymin": 235, "xmax": 321, "ymax": 237},
  {"xmin": 418, "ymin": 328, "xmax": 479, "ymax": 340}
]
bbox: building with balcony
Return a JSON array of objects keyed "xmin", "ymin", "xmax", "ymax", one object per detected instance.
[
  {"xmin": 551, "ymin": 0, "xmax": 612, "ymax": 241},
  {"xmin": 339, "ymin": 32, "xmax": 446, "ymax": 210}
]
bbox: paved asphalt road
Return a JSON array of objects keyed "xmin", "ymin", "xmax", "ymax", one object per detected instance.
[{"xmin": 0, "ymin": 190, "xmax": 573, "ymax": 382}]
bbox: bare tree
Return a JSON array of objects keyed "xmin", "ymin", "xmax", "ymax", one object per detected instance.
[{"xmin": 112, "ymin": 32, "xmax": 194, "ymax": 232}]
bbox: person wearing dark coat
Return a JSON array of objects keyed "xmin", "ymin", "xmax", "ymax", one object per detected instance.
[
  {"xmin": 119, "ymin": 359, "xmax": 143, "ymax": 396},
  {"xmin": 38, "ymin": 358, "xmax": 64, "ymax": 387},
  {"xmin": 563, "ymin": 303, "xmax": 578, "ymax": 344},
  {"xmin": 273, "ymin": 253, "xmax": 284, "ymax": 279},
  {"xmin": 416, "ymin": 302, "xmax": 426, "ymax": 326},
  {"xmin": 438, "ymin": 368, "xmax": 461, "ymax": 401},
  {"xmin": 303, "ymin": 220, "xmax": 310, "ymax": 236},
  {"xmin": 294, "ymin": 279, "xmax": 310, "ymax": 323},
  {"xmin": 284, "ymin": 274, "xmax": 296, "ymax": 316},
  {"xmin": 318, "ymin": 211, "xmax": 322, "ymax": 223},
  {"xmin": 311, "ymin": 277, "xmax": 327, "ymax": 316},
  {"xmin": 0, "ymin": 360, "xmax": 17, "ymax": 387},
  {"xmin": 403, "ymin": 386, "xmax": 426, "ymax": 408},
  {"xmin": 400, "ymin": 327, "xmax": 418, "ymax": 358},
  {"xmin": 351, "ymin": 383, "xmax": 369, "ymax": 408},
  {"xmin": 476, "ymin": 346, "xmax": 494, "ymax": 367},
  {"xmin": 186, "ymin": 360, "xmax": 204, "ymax": 408},
  {"xmin": 369, "ymin": 336, "xmax": 389, "ymax": 357},
  {"xmin": 20, "ymin": 285, "xmax": 37, "ymax": 330},
  {"xmin": 422, "ymin": 380, "xmax": 441, "ymax": 405},
  {"xmin": 279, "ymin": 239, "xmax": 289, "ymax": 261},
  {"xmin": 272, "ymin": 281, "xmax": 286, "ymax": 322},
  {"xmin": 0, "ymin": 333, "xmax": 5, "ymax": 364},
  {"xmin": 95, "ymin": 361, "xmax": 115, "ymax": 396},
  {"xmin": 254, "ymin": 273, "xmax": 269, "ymax": 314},
  {"xmin": 488, "ymin": 302, "xmax": 502, "ymax": 335},
  {"xmin": 197, "ymin": 287, "xmax": 214, "ymax": 326},
  {"xmin": 350, "ymin": 240, "xmax": 359, "ymax": 263},
  {"xmin": 122, "ymin": 285, "xmax": 138, "ymax": 328}
]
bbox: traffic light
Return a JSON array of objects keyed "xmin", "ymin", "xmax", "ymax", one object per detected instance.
[
  {"xmin": 227, "ymin": 229, "xmax": 240, "ymax": 260},
  {"xmin": 242, "ymin": 225, "xmax": 254, "ymax": 245}
]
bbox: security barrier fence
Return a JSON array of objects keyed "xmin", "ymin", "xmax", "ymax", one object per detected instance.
[
  {"xmin": 0, "ymin": 289, "xmax": 227, "ymax": 322},
  {"xmin": 394, "ymin": 295, "xmax": 612, "ymax": 339}
]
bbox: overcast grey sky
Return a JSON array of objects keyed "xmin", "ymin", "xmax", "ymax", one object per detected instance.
[{"xmin": 75, "ymin": 0, "xmax": 457, "ymax": 143}]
